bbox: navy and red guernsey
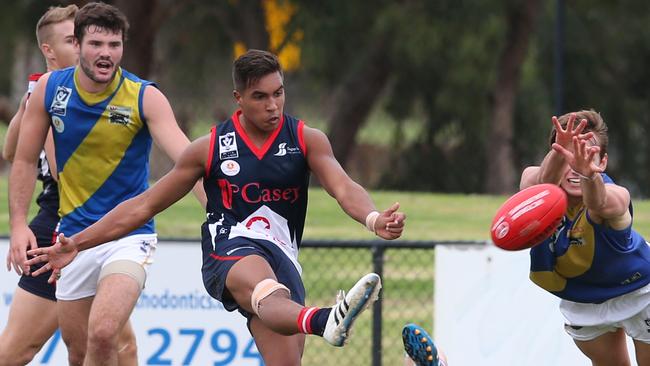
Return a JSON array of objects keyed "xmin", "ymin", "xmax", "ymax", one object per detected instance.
[
  {"xmin": 28, "ymin": 73, "xmax": 59, "ymax": 227},
  {"xmin": 202, "ymin": 110, "xmax": 310, "ymax": 274}
]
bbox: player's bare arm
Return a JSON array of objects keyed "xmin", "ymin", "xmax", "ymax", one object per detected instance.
[
  {"xmin": 8, "ymin": 74, "xmax": 52, "ymax": 274},
  {"xmin": 2, "ymin": 93, "xmax": 28, "ymax": 162},
  {"xmin": 303, "ymin": 126, "xmax": 405, "ymax": 239},
  {"xmin": 25, "ymin": 135, "xmax": 210, "ymax": 279},
  {"xmin": 142, "ymin": 85, "xmax": 207, "ymax": 207}
]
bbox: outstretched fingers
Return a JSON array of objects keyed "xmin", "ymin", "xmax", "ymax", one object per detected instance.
[
  {"xmin": 31, "ymin": 262, "xmax": 50, "ymax": 277},
  {"xmin": 48, "ymin": 268, "xmax": 61, "ymax": 284}
]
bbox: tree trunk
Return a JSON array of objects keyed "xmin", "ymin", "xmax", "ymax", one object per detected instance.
[
  {"xmin": 327, "ymin": 37, "xmax": 391, "ymax": 166},
  {"xmin": 114, "ymin": 0, "xmax": 158, "ymax": 78},
  {"xmin": 485, "ymin": 0, "xmax": 542, "ymax": 194}
]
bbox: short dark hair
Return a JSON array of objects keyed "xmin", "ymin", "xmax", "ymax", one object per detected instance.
[
  {"xmin": 232, "ymin": 49, "xmax": 283, "ymax": 91},
  {"xmin": 74, "ymin": 2, "xmax": 129, "ymax": 43}
]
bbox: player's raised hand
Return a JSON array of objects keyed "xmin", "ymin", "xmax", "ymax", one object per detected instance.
[
  {"xmin": 25, "ymin": 233, "xmax": 79, "ymax": 283},
  {"xmin": 552, "ymin": 136, "xmax": 606, "ymax": 179},
  {"xmin": 375, "ymin": 202, "xmax": 406, "ymax": 240},
  {"xmin": 552, "ymin": 114, "xmax": 594, "ymax": 150}
]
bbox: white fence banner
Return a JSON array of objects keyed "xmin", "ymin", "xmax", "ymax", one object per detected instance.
[
  {"xmin": 0, "ymin": 239, "xmax": 261, "ymax": 365},
  {"xmin": 435, "ymin": 243, "xmax": 637, "ymax": 366}
]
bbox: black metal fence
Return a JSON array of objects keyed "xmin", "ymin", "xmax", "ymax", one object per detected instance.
[{"xmin": 299, "ymin": 240, "xmax": 482, "ymax": 366}]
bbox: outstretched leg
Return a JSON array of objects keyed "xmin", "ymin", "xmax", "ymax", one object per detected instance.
[{"xmin": 224, "ymin": 254, "xmax": 380, "ymax": 364}]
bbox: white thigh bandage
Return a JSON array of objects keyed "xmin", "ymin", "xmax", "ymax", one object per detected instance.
[{"xmin": 251, "ymin": 279, "xmax": 290, "ymax": 316}]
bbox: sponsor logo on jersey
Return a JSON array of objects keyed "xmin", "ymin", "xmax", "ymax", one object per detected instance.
[
  {"xmin": 52, "ymin": 116, "xmax": 65, "ymax": 133},
  {"xmin": 220, "ymin": 160, "xmax": 240, "ymax": 176},
  {"xmin": 217, "ymin": 179, "xmax": 300, "ymax": 209},
  {"xmin": 219, "ymin": 132, "xmax": 239, "ymax": 160},
  {"xmin": 50, "ymin": 86, "xmax": 72, "ymax": 116},
  {"xmin": 274, "ymin": 142, "xmax": 301, "ymax": 156},
  {"xmin": 107, "ymin": 105, "xmax": 132, "ymax": 126}
]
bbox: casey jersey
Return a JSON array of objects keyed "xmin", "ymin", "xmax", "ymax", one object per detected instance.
[
  {"xmin": 26, "ymin": 73, "xmax": 59, "ymax": 223},
  {"xmin": 203, "ymin": 110, "xmax": 310, "ymax": 272},
  {"xmin": 44, "ymin": 66, "xmax": 155, "ymax": 237},
  {"xmin": 530, "ymin": 174, "xmax": 650, "ymax": 303}
]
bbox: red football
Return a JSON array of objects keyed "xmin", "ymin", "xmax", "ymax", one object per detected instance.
[{"xmin": 490, "ymin": 183, "xmax": 567, "ymax": 251}]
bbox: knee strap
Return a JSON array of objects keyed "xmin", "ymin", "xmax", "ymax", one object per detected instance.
[{"xmin": 251, "ymin": 279, "xmax": 290, "ymax": 316}]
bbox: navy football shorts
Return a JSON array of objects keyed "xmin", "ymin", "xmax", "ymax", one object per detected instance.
[
  {"xmin": 201, "ymin": 229, "xmax": 305, "ymax": 320},
  {"xmin": 18, "ymin": 209, "xmax": 58, "ymax": 301}
]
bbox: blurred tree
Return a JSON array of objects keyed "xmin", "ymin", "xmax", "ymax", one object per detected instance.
[
  {"xmin": 4, "ymin": 0, "xmax": 650, "ymax": 195},
  {"xmin": 556, "ymin": 0, "xmax": 650, "ymax": 196},
  {"xmin": 294, "ymin": 1, "xmax": 394, "ymax": 164},
  {"xmin": 486, "ymin": 0, "xmax": 542, "ymax": 194},
  {"xmin": 376, "ymin": 0, "xmax": 506, "ymax": 192}
]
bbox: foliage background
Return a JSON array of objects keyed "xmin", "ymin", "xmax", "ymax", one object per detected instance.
[{"xmin": 1, "ymin": 0, "xmax": 650, "ymax": 196}]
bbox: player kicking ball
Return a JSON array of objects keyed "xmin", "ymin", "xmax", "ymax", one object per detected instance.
[{"xmin": 25, "ymin": 49, "xmax": 405, "ymax": 365}]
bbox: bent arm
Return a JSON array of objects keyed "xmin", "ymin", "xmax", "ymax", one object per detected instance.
[
  {"xmin": 520, "ymin": 149, "xmax": 567, "ymax": 190},
  {"xmin": 583, "ymin": 177, "xmax": 631, "ymax": 228},
  {"xmin": 3, "ymin": 93, "xmax": 28, "ymax": 162},
  {"xmin": 305, "ymin": 127, "xmax": 378, "ymax": 224},
  {"xmin": 72, "ymin": 136, "xmax": 209, "ymax": 250},
  {"xmin": 142, "ymin": 85, "xmax": 207, "ymax": 208}
]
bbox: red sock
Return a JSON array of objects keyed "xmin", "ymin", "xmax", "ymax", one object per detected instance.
[
  {"xmin": 296, "ymin": 306, "xmax": 331, "ymax": 336},
  {"xmin": 297, "ymin": 307, "xmax": 318, "ymax": 334}
]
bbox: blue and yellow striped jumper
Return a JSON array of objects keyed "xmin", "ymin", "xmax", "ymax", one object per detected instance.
[
  {"xmin": 530, "ymin": 175, "xmax": 650, "ymax": 303},
  {"xmin": 44, "ymin": 66, "xmax": 155, "ymax": 237}
]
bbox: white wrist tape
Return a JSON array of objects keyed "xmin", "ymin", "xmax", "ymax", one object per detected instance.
[{"xmin": 365, "ymin": 211, "xmax": 380, "ymax": 233}]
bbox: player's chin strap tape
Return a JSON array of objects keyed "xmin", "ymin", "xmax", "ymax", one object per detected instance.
[{"xmin": 251, "ymin": 278, "xmax": 290, "ymax": 316}]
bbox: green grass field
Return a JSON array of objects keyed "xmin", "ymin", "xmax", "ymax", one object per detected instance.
[{"xmin": 3, "ymin": 174, "xmax": 650, "ymax": 239}]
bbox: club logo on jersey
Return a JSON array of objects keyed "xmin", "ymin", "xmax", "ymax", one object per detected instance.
[
  {"xmin": 274, "ymin": 142, "xmax": 301, "ymax": 156},
  {"xmin": 50, "ymin": 86, "xmax": 72, "ymax": 116},
  {"xmin": 220, "ymin": 160, "xmax": 240, "ymax": 176},
  {"xmin": 219, "ymin": 132, "xmax": 239, "ymax": 160},
  {"xmin": 108, "ymin": 105, "xmax": 132, "ymax": 126},
  {"xmin": 52, "ymin": 116, "xmax": 65, "ymax": 133}
]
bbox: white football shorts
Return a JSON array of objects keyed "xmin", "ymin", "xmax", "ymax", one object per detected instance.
[
  {"xmin": 55, "ymin": 233, "xmax": 157, "ymax": 301},
  {"xmin": 561, "ymin": 282, "xmax": 650, "ymax": 343}
]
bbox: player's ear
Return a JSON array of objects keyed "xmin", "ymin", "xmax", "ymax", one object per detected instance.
[
  {"xmin": 41, "ymin": 43, "xmax": 54, "ymax": 61},
  {"xmin": 601, "ymin": 153, "xmax": 608, "ymax": 170},
  {"xmin": 233, "ymin": 90, "xmax": 242, "ymax": 105}
]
